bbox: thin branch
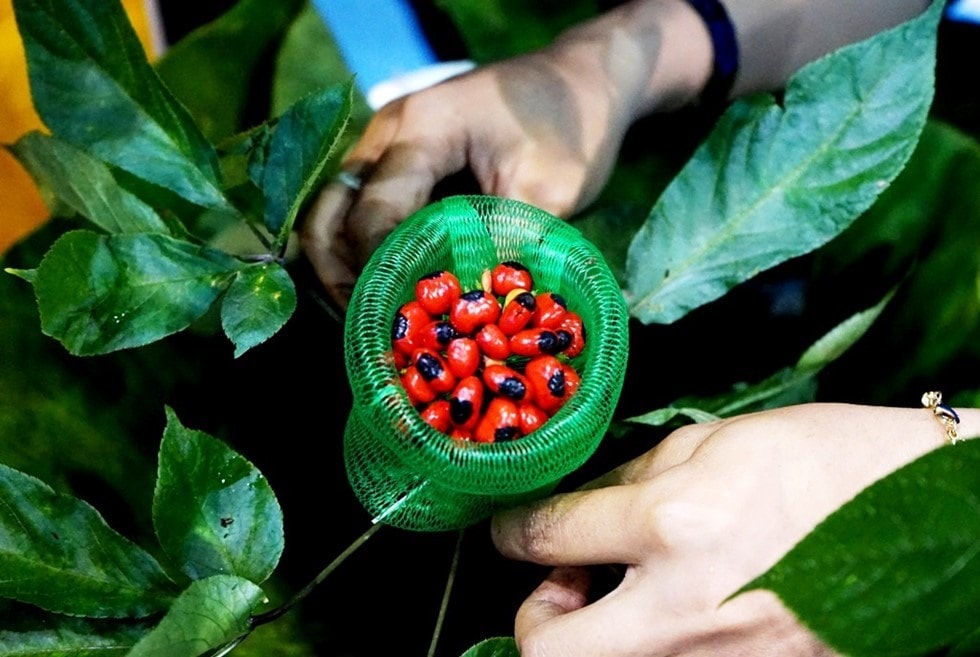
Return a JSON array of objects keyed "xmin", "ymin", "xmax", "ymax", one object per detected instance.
[
  {"xmin": 250, "ymin": 522, "xmax": 385, "ymax": 627},
  {"xmin": 427, "ymin": 530, "xmax": 465, "ymax": 657}
]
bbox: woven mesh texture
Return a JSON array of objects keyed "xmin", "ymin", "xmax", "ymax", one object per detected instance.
[{"xmin": 343, "ymin": 195, "xmax": 629, "ymax": 531}]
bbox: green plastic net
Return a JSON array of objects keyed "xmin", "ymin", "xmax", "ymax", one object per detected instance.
[{"xmin": 343, "ymin": 195, "xmax": 629, "ymax": 531}]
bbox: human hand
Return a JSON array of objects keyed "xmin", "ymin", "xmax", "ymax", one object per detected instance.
[
  {"xmin": 492, "ymin": 403, "xmax": 977, "ymax": 656},
  {"xmin": 301, "ymin": 52, "xmax": 629, "ymax": 311},
  {"xmin": 300, "ymin": 0, "xmax": 714, "ymax": 311}
]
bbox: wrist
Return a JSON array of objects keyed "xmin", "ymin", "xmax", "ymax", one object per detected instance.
[{"xmin": 549, "ymin": 0, "xmax": 715, "ymax": 119}]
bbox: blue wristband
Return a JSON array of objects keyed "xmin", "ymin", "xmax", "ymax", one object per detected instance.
[{"xmin": 684, "ymin": 0, "xmax": 739, "ymax": 108}]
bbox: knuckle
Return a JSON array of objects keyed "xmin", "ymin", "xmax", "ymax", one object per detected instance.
[{"xmin": 510, "ymin": 503, "xmax": 565, "ymax": 563}]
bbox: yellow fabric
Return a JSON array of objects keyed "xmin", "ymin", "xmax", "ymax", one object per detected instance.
[{"xmin": 0, "ymin": 0, "xmax": 158, "ymax": 255}]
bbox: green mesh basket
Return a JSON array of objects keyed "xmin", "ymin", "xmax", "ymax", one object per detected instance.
[{"xmin": 343, "ymin": 195, "xmax": 628, "ymax": 531}]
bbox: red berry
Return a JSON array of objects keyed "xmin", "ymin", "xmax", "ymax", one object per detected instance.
[
  {"xmin": 518, "ymin": 403, "xmax": 549, "ymax": 434},
  {"xmin": 449, "ymin": 376, "xmax": 484, "ymax": 430},
  {"xmin": 482, "ymin": 364, "xmax": 530, "ymax": 402},
  {"xmin": 450, "ymin": 290, "xmax": 500, "ymax": 334},
  {"xmin": 392, "ymin": 300, "xmax": 431, "ymax": 356},
  {"xmin": 420, "ymin": 400, "xmax": 452, "ymax": 433},
  {"xmin": 562, "ymin": 363, "xmax": 581, "ymax": 399},
  {"xmin": 498, "ymin": 291, "xmax": 536, "ymax": 335},
  {"xmin": 491, "ymin": 261, "xmax": 533, "ymax": 297},
  {"xmin": 415, "ymin": 270, "xmax": 462, "ymax": 315},
  {"xmin": 476, "ymin": 324, "xmax": 511, "ymax": 360},
  {"xmin": 510, "ymin": 328, "xmax": 562, "ymax": 357},
  {"xmin": 445, "ymin": 337, "xmax": 481, "ymax": 379},
  {"xmin": 401, "ymin": 366, "xmax": 436, "ymax": 405},
  {"xmin": 412, "ymin": 348, "xmax": 456, "ymax": 394},
  {"xmin": 525, "ymin": 355, "xmax": 566, "ymax": 414},
  {"xmin": 418, "ymin": 320, "xmax": 457, "ymax": 352},
  {"xmin": 474, "ymin": 398, "xmax": 520, "ymax": 443},
  {"xmin": 532, "ymin": 292, "xmax": 567, "ymax": 329},
  {"xmin": 557, "ymin": 312, "xmax": 586, "ymax": 357}
]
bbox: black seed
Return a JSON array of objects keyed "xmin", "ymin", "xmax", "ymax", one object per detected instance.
[
  {"xmin": 461, "ymin": 289, "xmax": 486, "ymax": 302},
  {"xmin": 495, "ymin": 426, "xmax": 520, "ymax": 442},
  {"xmin": 503, "ymin": 261, "xmax": 528, "ymax": 271},
  {"xmin": 450, "ymin": 398, "xmax": 473, "ymax": 424},
  {"xmin": 515, "ymin": 292, "xmax": 536, "ymax": 310},
  {"xmin": 416, "ymin": 353, "xmax": 443, "ymax": 381},
  {"xmin": 420, "ymin": 270, "xmax": 442, "ymax": 280},
  {"xmin": 555, "ymin": 329, "xmax": 572, "ymax": 351},
  {"xmin": 498, "ymin": 377, "xmax": 526, "ymax": 401},
  {"xmin": 550, "ymin": 293, "xmax": 567, "ymax": 309},
  {"xmin": 538, "ymin": 330, "xmax": 560, "ymax": 354},
  {"xmin": 547, "ymin": 369, "xmax": 565, "ymax": 397},
  {"xmin": 392, "ymin": 312, "xmax": 409, "ymax": 340},
  {"xmin": 434, "ymin": 321, "xmax": 456, "ymax": 345}
]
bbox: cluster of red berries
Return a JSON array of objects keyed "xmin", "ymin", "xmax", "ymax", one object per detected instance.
[{"xmin": 391, "ymin": 261, "xmax": 587, "ymax": 443}]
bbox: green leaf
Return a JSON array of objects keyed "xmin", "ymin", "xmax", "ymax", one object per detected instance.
[
  {"xmin": 626, "ymin": 291, "xmax": 892, "ymax": 426},
  {"xmin": 30, "ymin": 231, "xmax": 244, "ymax": 355},
  {"xmin": 4, "ymin": 268, "xmax": 37, "ymax": 285},
  {"xmin": 459, "ymin": 637, "xmax": 520, "ymax": 657},
  {"xmin": 263, "ymin": 83, "xmax": 353, "ymax": 245},
  {"xmin": 155, "ymin": 0, "xmax": 304, "ymax": 142},
  {"xmin": 127, "ymin": 575, "xmax": 265, "ymax": 657},
  {"xmin": 623, "ymin": 407, "xmax": 721, "ymax": 428},
  {"xmin": 0, "ymin": 463, "xmax": 174, "ymax": 618},
  {"xmin": 271, "ymin": 4, "xmax": 372, "ymax": 126},
  {"xmin": 13, "ymin": 0, "xmax": 230, "ymax": 211},
  {"xmin": 9, "ymin": 133, "xmax": 169, "ymax": 235},
  {"xmin": 220, "ymin": 262, "xmax": 297, "ymax": 358},
  {"xmin": 0, "ymin": 610, "xmax": 150, "ymax": 657},
  {"xmin": 737, "ymin": 440, "xmax": 980, "ymax": 656},
  {"xmin": 154, "ymin": 408, "xmax": 283, "ymax": 584},
  {"xmin": 795, "ymin": 288, "xmax": 895, "ymax": 373},
  {"xmin": 623, "ymin": 0, "xmax": 943, "ymax": 324}
]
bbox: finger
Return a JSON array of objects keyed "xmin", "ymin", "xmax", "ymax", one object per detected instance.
[
  {"xmin": 300, "ymin": 176, "xmax": 362, "ymax": 311},
  {"xmin": 582, "ymin": 419, "xmax": 723, "ymax": 490},
  {"xmin": 513, "ymin": 566, "xmax": 590, "ymax": 646},
  {"xmin": 515, "ymin": 569, "xmax": 669, "ymax": 657},
  {"xmin": 492, "ymin": 483, "xmax": 650, "ymax": 565},
  {"xmin": 345, "ymin": 138, "xmax": 467, "ymax": 267}
]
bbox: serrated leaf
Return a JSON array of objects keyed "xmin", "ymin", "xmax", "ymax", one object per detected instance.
[
  {"xmin": 263, "ymin": 83, "xmax": 352, "ymax": 245},
  {"xmin": 220, "ymin": 262, "xmax": 296, "ymax": 358},
  {"xmin": 154, "ymin": 408, "xmax": 283, "ymax": 584},
  {"xmin": 13, "ymin": 0, "xmax": 230, "ymax": 212},
  {"xmin": 459, "ymin": 637, "xmax": 520, "ymax": 657},
  {"xmin": 737, "ymin": 440, "xmax": 980, "ymax": 656},
  {"xmin": 0, "ymin": 464, "xmax": 174, "ymax": 618},
  {"xmin": 30, "ymin": 230, "xmax": 244, "ymax": 355},
  {"xmin": 155, "ymin": 0, "xmax": 304, "ymax": 142},
  {"xmin": 0, "ymin": 611, "xmax": 150, "ymax": 657},
  {"xmin": 624, "ymin": 0, "xmax": 943, "ymax": 323},
  {"xmin": 9, "ymin": 133, "xmax": 169, "ymax": 235},
  {"xmin": 127, "ymin": 575, "xmax": 264, "ymax": 657}
]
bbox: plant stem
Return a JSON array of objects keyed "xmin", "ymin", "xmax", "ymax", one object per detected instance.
[
  {"xmin": 250, "ymin": 522, "xmax": 385, "ymax": 626},
  {"xmin": 207, "ymin": 632, "xmax": 249, "ymax": 657},
  {"xmin": 427, "ymin": 530, "xmax": 465, "ymax": 657}
]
